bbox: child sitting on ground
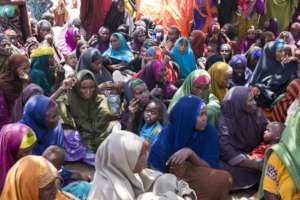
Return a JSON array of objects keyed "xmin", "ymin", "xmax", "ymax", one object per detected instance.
[
  {"xmin": 249, "ymin": 122, "xmax": 285, "ymax": 160},
  {"xmin": 63, "ymin": 52, "xmax": 77, "ymax": 78},
  {"xmin": 140, "ymin": 99, "xmax": 164, "ymax": 143},
  {"xmin": 42, "ymin": 145, "xmax": 91, "ymax": 185}
]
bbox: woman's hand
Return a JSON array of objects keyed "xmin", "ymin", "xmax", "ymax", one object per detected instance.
[
  {"xmin": 61, "ymin": 77, "xmax": 76, "ymax": 92},
  {"xmin": 128, "ymin": 98, "xmax": 140, "ymax": 115},
  {"xmin": 251, "ymin": 86, "xmax": 261, "ymax": 97},
  {"xmin": 88, "ymin": 34, "xmax": 98, "ymax": 46},
  {"xmin": 167, "ymin": 148, "xmax": 193, "ymax": 167},
  {"xmin": 98, "ymin": 81, "xmax": 114, "ymax": 91}
]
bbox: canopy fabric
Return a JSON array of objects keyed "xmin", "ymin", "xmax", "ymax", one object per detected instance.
[{"xmin": 136, "ymin": 0, "xmax": 194, "ymax": 36}]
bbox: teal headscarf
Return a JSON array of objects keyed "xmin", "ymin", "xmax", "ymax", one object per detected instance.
[
  {"xmin": 171, "ymin": 37, "xmax": 197, "ymax": 79},
  {"xmin": 63, "ymin": 181, "xmax": 91, "ymax": 200},
  {"xmin": 29, "ymin": 55, "xmax": 54, "ymax": 96},
  {"xmin": 103, "ymin": 32, "xmax": 134, "ymax": 63}
]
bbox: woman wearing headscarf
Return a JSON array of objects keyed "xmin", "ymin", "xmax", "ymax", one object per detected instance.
[
  {"xmin": 189, "ymin": 30, "xmax": 206, "ymax": 59},
  {"xmin": 259, "ymin": 106, "xmax": 300, "ymax": 200},
  {"xmin": 56, "ymin": 70, "xmax": 116, "ymax": 152},
  {"xmin": 10, "ymin": 84, "xmax": 44, "ymax": 123},
  {"xmin": 0, "ymin": 55, "xmax": 30, "ymax": 119},
  {"xmin": 104, "ymin": 0, "xmax": 134, "ymax": 34},
  {"xmin": 149, "ymin": 95, "xmax": 232, "ymax": 199},
  {"xmin": 278, "ymin": 31, "xmax": 295, "ymax": 45},
  {"xmin": 249, "ymin": 40, "xmax": 299, "ymax": 108},
  {"xmin": 29, "ymin": 45, "xmax": 55, "ymax": 96},
  {"xmin": 291, "ymin": 22, "xmax": 300, "ymax": 42},
  {"xmin": 90, "ymin": 26, "xmax": 110, "ymax": 54},
  {"xmin": 136, "ymin": 46, "xmax": 178, "ymax": 99},
  {"xmin": 219, "ymin": 86, "xmax": 268, "ymax": 190},
  {"xmin": 240, "ymin": 26, "xmax": 257, "ymax": 53},
  {"xmin": 229, "ymin": 54, "xmax": 253, "ymax": 86},
  {"xmin": 208, "ymin": 62, "xmax": 232, "ymax": 102},
  {"xmin": 103, "ymin": 33, "xmax": 134, "ymax": 71},
  {"xmin": 77, "ymin": 47, "xmax": 113, "ymax": 85},
  {"xmin": 76, "ymin": 40, "xmax": 89, "ymax": 59},
  {"xmin": 64, "ymin": 25, "xmax": 81, "ymax": 53},
  {"xmin": 88, "ymin": 130, "xmax": 197, "ymax": 200},
  {"xmin": 220, "ymin": 43, "xmax": 233, "ymax": 63},
  {"xmin": 130, "ymin": 26, "xmax": 147, "ymax": 54},
  {"xmin": 171, "ymin": 37, "xmax": 197, "ymax": 79},
  {"xmin": 20, "ymin": 95, "xmax": 64, "ymax": 155},
  {"xmin": 0, "ymin": 156, "xmax": 59, "ymax": 200},
  {"xmin": 0, "ymin": 123, "xmax": 37, "ymax": 192},
  {"xmin": 168, "ymin": 70, "xmax": 220, "ymax": 127},
  {"xmin": 205, "ymin": 22, "xmax": 227, "ymax": 47}
]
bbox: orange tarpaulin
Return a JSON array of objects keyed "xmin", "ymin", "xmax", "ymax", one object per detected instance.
[{"xmin": 136, "ymin": 0, "xmax": 195, "ymax": 37}]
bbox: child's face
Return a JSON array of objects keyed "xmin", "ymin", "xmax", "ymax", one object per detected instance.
[
  {"xmin": 144, "ymin": 102, "xmax": 160, "ymax": 125},
  {"xmin": 44, "ymin": 153, "xmax": 64, "ymax": 170},
  {"xmin": 66, "ymin": 54, "xmax": 77, "ymax": 68},
  {"xmin": 263, "ymin": 123, "xmax": 281, "ymax": 143}
]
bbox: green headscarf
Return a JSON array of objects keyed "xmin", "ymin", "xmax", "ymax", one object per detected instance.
[
  {"xmin": 56, "ymin": 70, "xmax": 114, "ymax": 151},
  {"xmin": 266, "ymin": 0, "xmax": 298, "ymax": 31},
  {"xmin": 168, "ymin": 69, "xmax": 221, "ymax": 127},
  {"xmin": 259, "ymin": 106, "xmax": 300, "ymax": 199}
]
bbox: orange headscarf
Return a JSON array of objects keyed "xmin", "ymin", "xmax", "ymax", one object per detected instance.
[{"xmin": 0, "ymin": 156, "xmax": 57, "ymax": 200}]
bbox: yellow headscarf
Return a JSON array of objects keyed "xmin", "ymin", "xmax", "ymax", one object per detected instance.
[
  {"xmin": 208, "ymin": 62, "xmax": 231, "ymax": 102},
  {"xmin": 20, "ymin": 128, "xmax": 37, "ymax": 149},
  {"xmin": 0, "ymin": 156, "xmax": 58, "ymax": 200},
  {"xmin": 30, "ymin": 45, "xmax": 54, "ymax": 59}
]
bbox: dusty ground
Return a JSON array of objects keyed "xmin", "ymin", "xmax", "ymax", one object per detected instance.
[{"xmin": 65, "ymin": 162, "xmax": 258, "ymax": 200}]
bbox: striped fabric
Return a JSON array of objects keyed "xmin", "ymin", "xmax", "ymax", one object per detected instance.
[{"xmin": 272, "ymin": 79, "xmax": 300, "ymax": 122}]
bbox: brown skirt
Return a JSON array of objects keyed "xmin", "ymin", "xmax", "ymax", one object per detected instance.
[{"xmin": 170, "ymin": 162, "xmax": 232, "ymax": 200}]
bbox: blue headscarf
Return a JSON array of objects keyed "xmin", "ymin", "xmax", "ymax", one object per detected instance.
[
  {"xmin": 19, "ymin": 95, "xmax": 64, "ymax": 155},
  {"xmin": 171, "ymin": 37, "xmax": 197, "ymax": 79},
  {"xmin": 63, "ymin": 181, "xmax": 91, "ymax": 200},
  {"xmin": 148, "ymin": 95, "xmax": 220, "ymax": 172},
  {"xmin": 103, "ymin": 32, "xmax": 134, "ymax": 63},
  {"xmin": 229, "ymin": 54, "xmax": 252, "ymax": 86}
]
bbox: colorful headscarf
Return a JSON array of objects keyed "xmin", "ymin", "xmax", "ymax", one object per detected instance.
[
  {"xmin": 229, "ymin": 54, "xmax": 250, "ymax": 86},
  {"xmin": 0, "ymin": 123, "xmax": 37, "ymax": 191},
  {"xmin": 0, "ymin": 155, "xmax": 58, "ymax": 200},
  {"xmin": 171, "ymin": 37, "xmax": 197, "ymax": 79},
  {"xmin": 103, "ymin": 32, "xmax": 134, "ymax": 62},
  {"xmin": 20, "ymin": 95, "xmax": 64, "ymax": 155},
  {"xmin": 149, "ymin": 95, "xmax": 220, "ymax": 172},
  {"xmin": 65, "ymin": 26, "xmax": 77, "ymax": 52},
  {"xmin": 208, "ymin": 62, "xmax": 231, "ymax": 102}
]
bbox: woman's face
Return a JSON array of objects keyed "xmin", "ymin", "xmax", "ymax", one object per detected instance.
[
  {"xmin": 211, "ymin": 23, "xmax": 220, "ymax": 34},
  {"xmin": 117, "ymin": 1, "xmax": 125, "ymax": 12},
  {"xmin": 110, "ymin": 35, "xmax": 120, "ymax": 50},
  {"xmin": 39, "ymin": 179, "xmax": 58, "ymax": 200},
  {"xmin": 247, "ymin": 29, "xmax": 256, "ymax": 39},
  {"xmin": 195, "ymin": 106, "xmax": 207, "ymax": 131},
  {"xmin": 167, "ymin": 29, "xmax": 179, "ymax": 42},
  {"xmin": 220, "ymin": 46, "xmax": 232, "ymax": 61},
  {"xmin": 220, "ymin": 68, "xmax": 233, "ymax": 88},
  {"xmin": 133, "ymin": 140, "xmax": 150, "ymax": 173},
  {"xmin": 44, "ymin": 101, "xmax": 59, "ymax": 129},
  {"xmin": 275, "ymin": 47, "xmax": 284, "ymax": 62},
  {"xmin": 133, "ymin": 84, "xmax": 150, "ymax": 107},
  {"xmin": 244, "ymin": 91, "xmax": 257, "ymax": 113},
  {"xmin": 79, "ymin": 44, "xmax": 88, "ymax": 54},
  {"xmin": 90, "ymin": 58, "xmax": 102, "ymax": 72},
  {"xmin": 178, "ymin": 43, "xmax": 187, "ymax": 54},
  {"xmin": 80, "ymin": 79, "xmax": 96, "ymax": 100},
  {"xmin": 191, "ymin": 81, "xmax": 210, "ymax": 99},
  {"xmin": 73, "ymin": 30, "xmax": 81, "ymax": 42},
  {"xmin": 233, "ymin": 63, "xmax": 245, "ymax": 77},
  {"xmin": 16, "ymin": 62, "xmax": 30, "ymax": 81},
  {"xmin": 138, "ymin": 30, "xmax": 146, "ymax": 43},
  {"xmin": 99, "ymin": 28, "xmax": 110, "ymax": 42},
  {"xmin": 39, "ymin": 27, "xmax": 51, "ymax": 40},
  {"xmin": 143, "ymin": 102, "xmax": 160, "ymax": 125}
]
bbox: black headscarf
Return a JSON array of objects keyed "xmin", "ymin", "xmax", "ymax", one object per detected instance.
[
  {"xmin": 104, "ymin": 0, "xmax": 126, "ymax": 33},
  {"xmin": 249, "ymin": 40, "xmax": 298, "ymax": 107}
]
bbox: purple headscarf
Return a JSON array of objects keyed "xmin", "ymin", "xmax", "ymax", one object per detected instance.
[
  {"xmin": 291, "ymin": 22, "xmax": 300, "ymax": 42},
  {"xmin": 65, "ymin": 26, "xmax": 77, "ymax": 51},
  {"xmin": 130, "ymin": 26, "xmax": 146, "ymax": 52},
  {"xmin": 0, "ymin": 123, "xmax": 35, "ymax": 191},
  {"xmin": 218, "ymin": 87, "xmax": 268, "ymax": 162},
  {"xmin": 10, "ymin": 84, "xmax": 44, "ymax": 123}
]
